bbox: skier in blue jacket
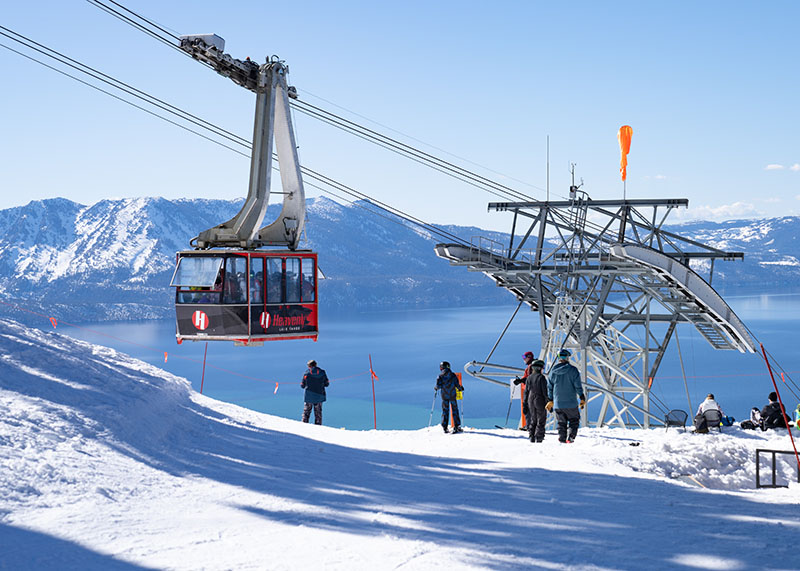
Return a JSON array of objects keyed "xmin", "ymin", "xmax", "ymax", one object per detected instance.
[
  {"xmin": 436, "ymin": 361, "xmax": 463, "ymax": 433},
  {"xmin": 546, "ymin": 349, "xmax": 585, "ymax": 443},
  {"xmin": 301, "ymin": 359, "xmax": 329, "ymax": 425}
]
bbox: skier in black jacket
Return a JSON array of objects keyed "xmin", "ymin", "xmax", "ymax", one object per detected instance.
[
  {"xmin": 436, "ymin": 361, "xmax": 463, "ymax": 433},
  {"xmin": 761, "ymin": 392, "xmax": 788, "ymax": 429},
  {"xmin": 523, "ymin": 359, "xmax": 548, "ymax": 443}
]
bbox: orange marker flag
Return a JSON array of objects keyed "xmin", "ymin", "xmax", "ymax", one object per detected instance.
[
  {"xmin": 274, "ymin": 382, "xmax": 279, "ymax": 394},
  {"xmin": 49, "ymin": 317, "xmax": 57, "ymax": 329},
  {"xmin": 164, "ymin": 352, "xmax": 168, "ymax": 363},
  {"xmin": 369, "ymin": 354, "xmax": 379, "ymax": 381},
  {"xmin": 618, "ymin": 125, "xmax": 633, "ymax": 181}
]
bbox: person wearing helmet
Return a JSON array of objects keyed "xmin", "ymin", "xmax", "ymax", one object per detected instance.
[
  {"xmin": 436, "ymin": 361, "xmax": 463, "ymax": 433},
  {"xmin": 546, "ymin": 348, "xmax": 585, "ymax": 443},
  {"xmin": 523, "ymin": 359, "xmax": 548, "ymax": 443},
  {"xmin": 513, "ymin": 351, "xmax": 535, "ymax": 428}
]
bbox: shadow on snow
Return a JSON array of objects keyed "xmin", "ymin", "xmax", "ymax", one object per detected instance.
[{"xmin": 3, "ymin": 323, "xmax": 798, "ymax": 570}]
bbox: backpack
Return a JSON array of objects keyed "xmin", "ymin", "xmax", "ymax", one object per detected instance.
[{"xmin": 693, "ymin": 414, "xmax": 708, "ymax": 433}]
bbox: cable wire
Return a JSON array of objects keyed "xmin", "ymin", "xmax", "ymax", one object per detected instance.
[
  {"xmin": 0, "ymin": 25, "xmax": 469, "ymax": 246},
  {"xmin": 86, "ymin": 0, "xmax": 542, "ymax": 206}
]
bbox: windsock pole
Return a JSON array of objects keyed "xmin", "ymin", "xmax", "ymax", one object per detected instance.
[{"xmin": 618, "ymin": 125, "xmax": 633, "ymax": 200}]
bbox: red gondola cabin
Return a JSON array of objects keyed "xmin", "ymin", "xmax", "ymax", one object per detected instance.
[{"xmin": 170, "ymin": 250, "xmax": 318, "ymax": 345}]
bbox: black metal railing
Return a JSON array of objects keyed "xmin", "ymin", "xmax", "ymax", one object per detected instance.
[{"xmin": 755, "ymin": 448, "xmax": 800, "ymax": 489}]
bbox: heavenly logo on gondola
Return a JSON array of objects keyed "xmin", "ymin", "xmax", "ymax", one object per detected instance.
[
  {"xmin": 260, "ymin": 311, "xmax": 306, "ymax": 328},
  {"xmin": 192, "ymin": 310, "xmax": 209, "ymax": 330},
  {"xmin": 271, "ymin": 314, "xmax": 306, "ymax": 327}
]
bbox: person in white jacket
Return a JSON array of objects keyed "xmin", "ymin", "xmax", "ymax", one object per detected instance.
[
  {"xmin": 694, "ymin": 393, "xmax": 723, "ymax": 432},
  {"xmin": 696, "ymin": 393, "xmax": 723, "ymax": 416}
]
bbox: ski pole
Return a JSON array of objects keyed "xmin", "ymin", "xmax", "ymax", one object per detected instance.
[
  {"xmin": 503, "ymin": 398, "xmax": 513, "ymax": 427},
  {"xmin": 428, "ymin": 388, "xmax": 438, "ymax": 427}
]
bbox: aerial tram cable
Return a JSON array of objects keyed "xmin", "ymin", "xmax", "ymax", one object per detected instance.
[
  {"xmin": 0, "ymin": 39, "xmax": 250, "ymax": 159},
  {"xmin": 85, "ymin": 0, "xmax": 192, "ymax": 62},
  {"xmin": 86, "ymin": 0, "xmax": 543, "ymax": 206},
  {"xmin": 300, "ymin": 89, "xmax": 549, "ymax": 196},
  {"xmin": 0, "ymin": 27, "xmax": 469, "ymax": 248},
  {"xmin": 290, "ymin": 99, "xmax": 538, "ymax": 203},
  {"xmin": 87, "ymin": 0, "xmax": 182, "ymax": 43},
  {"xmin": 0, "ymin": 26, "xmax": 248, "ymax": 151},
  {"xmin": 83, "ymin": 0, "xmax": 644, "ymax": 244}
]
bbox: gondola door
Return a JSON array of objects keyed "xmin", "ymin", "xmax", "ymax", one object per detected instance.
[{"xmin": 248, "ymin": 252, "xmax": 318, "ymax": 342}]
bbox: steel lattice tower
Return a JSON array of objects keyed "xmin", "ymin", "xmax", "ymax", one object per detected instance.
[{"xmin": 435, "ymin": 195, "xmax": 755, "ymax": 427}]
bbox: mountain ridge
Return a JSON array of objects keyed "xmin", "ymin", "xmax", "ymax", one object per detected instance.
[{"xmin": 0, "ymin": 196, "xmax": 798, "ymax": 322}]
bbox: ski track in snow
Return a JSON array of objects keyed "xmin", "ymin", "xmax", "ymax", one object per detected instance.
[{"xmin": 0, "ymin": 317, "xmax": 798, "ymax": 570}]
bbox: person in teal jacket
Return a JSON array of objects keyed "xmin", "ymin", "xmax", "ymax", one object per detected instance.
[{"xmin": 546, "ymin": 349, "xmax": 586, "ymax": 443}]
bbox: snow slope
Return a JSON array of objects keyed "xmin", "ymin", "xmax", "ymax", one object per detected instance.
[{"xmin": 1, "ymin": 317, "xmax": 798, "ymax": 570}]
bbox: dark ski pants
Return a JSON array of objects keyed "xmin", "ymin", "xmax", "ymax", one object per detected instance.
[
  {"xmin": 441, "ymin": 399, "xmax": 461, "ymax": 428},
  {"xmin": 528, "ymin": 405, "xmax": 547, "ymax": 442},
  {"xmin": 302, "ymin": 402, "xmax": 323, "ymax": 425},
  {"xmin": 555, "ymin": 407, "xmax": 580, "ymax": 442}
]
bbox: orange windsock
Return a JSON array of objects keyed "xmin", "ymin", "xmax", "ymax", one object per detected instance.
[{"xmin": 618, "ymin": 125, "xmax": 633, "ymax": 181}]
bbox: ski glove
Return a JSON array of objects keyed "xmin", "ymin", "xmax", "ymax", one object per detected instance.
[
  {"xmin": 512, "ymin": 377, "xmax": 522, "ymax": 385},
  {"xmin": 545, "ymin": 401, "xmax": 554, "ymax": 412},
  {"xmin": 580, "ymin": 398, "xmax": 586, "ymax": 410}
]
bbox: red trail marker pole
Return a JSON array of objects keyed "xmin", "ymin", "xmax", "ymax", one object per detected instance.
[
  {"xmin": 369, "ymin": 354, "xmax": 377, "ymax": 429},
  {"xmin": 760, "ymin": 343, "xmax": 800, "ymax": 474}
]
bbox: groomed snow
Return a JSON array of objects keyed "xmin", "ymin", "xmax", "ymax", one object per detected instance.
[{"xmin": 1, "ymin": 317, "xmax": 798, "ymax": 570}]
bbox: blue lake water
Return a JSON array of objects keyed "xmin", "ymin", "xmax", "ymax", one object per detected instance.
[{"xmin": 60, "ymin": 293, "xmax": 800, "ymax": 430}]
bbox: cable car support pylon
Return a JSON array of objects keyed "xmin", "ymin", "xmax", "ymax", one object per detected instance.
[{"xmin": 437, "ymin": 185, "xmax": 756, "ymax": 428}]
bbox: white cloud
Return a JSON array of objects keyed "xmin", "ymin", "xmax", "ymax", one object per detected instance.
[
  {"xmin": 790, "ymin": 163, "xmax": 800, "ymax": 172},
  {"xmin": 673, "ymin": 201, "xmax": 761, "ymax": 222},
  {"xmin": 765, "ymin": 164, "xmax": 785, "ymax": 170},
  {"xmin": 762, "ymin": 197, "xmax": 782, "ymax": 204},
  {"xmin": 643, "ymin": 174, "xmax": 668, "ymax": 180}
]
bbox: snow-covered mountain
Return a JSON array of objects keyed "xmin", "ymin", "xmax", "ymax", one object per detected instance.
[
  {"xmin": 1, "ymin": 315, "xmax": 798, "ymax": 569},
  {"xmin": 1, "ymin": 196, "xmax": 799, "ymax": 322},
  {"xmin": 668, "ymin": 217, "xmax": 800, "ymax": 289},
  {"xmin": 0, "ymin": 196, "xmax": 510, "ymax": 322}
]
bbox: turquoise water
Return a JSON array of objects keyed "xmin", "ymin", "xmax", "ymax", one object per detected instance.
[{"xmin": 61, "ymin": 294, "xmax": 800, "ymax": 430}]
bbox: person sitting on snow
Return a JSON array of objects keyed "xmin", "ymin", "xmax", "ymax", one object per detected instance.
[
  {"xmin": 696, "ymin": 393, "xmax": 723, "ymax": 417},
  {"xmin": 760, "ymin": 392, "xmax": 788, "ymax": 430},
  {"xmin": 693, "ymin": 394, "xmax": 723, "ymax": 432}
]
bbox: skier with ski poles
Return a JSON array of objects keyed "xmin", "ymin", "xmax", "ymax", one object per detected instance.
[
  {"xmin": 436, "ymin": 361, "xmax": 463, "ymax": 433},
  {"xmin": 428, "ymin": 388, "xmax": 438, "ymax": 427}
]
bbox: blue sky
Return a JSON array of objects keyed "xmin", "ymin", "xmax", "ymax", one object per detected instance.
[{"xmin": 1, "ymin": 1, "xmax": 798, "ymax": 231}]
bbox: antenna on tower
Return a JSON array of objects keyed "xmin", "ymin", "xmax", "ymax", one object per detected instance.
[
  {"xmin": 569, "ymin": 163, "xmax": 583, "ymax": 201},
  {"xmin": 546, "ymin": 135, "xmax": 550, "ymax": 202}
]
